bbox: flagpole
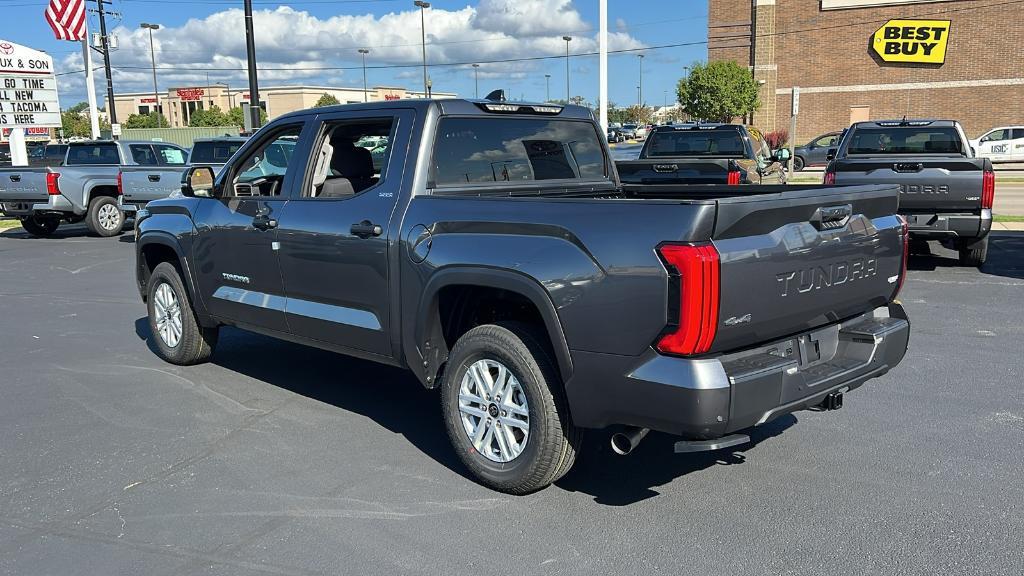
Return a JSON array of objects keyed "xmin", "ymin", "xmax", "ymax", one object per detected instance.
[{"xmin": 81, "ymin": 15, "xmax": 100, "ymax": 139}]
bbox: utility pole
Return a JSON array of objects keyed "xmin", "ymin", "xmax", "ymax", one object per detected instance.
[
  {"xmin": 414, "ymin": 1, "xmax": 430, "ymax": 98},
  {"xmin": 637, "ymin": 54, "xmax": 644, "ymax": 108},
  {"xmin": 562, "ymin": 36, "xmax": 572, "ymax": 101},
  {"xmin": 91, "ymin": 0, "xmax": 118, "ymax": 134},
  {"xmin": 472, "ymin": 63, "xmax": 480, "ymax": 98},
  {"xmin": 358, "ymin": 48, "xmax": 370, "ymax": 102},
  {"xmin": 544, "ymin": 74, "xmax": 550, "ymax": 102},
  {"xmin": 243, "ymin": 0, "xmax": 262, "ymax": 129}
]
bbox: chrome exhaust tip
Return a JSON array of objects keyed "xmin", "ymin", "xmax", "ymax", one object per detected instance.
[{"xmin": 610, "ymin": 427, "xmax": 649, "ymax": 456}]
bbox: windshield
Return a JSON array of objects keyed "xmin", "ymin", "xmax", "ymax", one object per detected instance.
[
  {"xmin": 190, "ymin": 140, "xmax": 244, "ymax": 164},
  {"xmin": 847, "ymin": 126, "xmax": 964, "ymax": 155},
  {"xmin": 644, "ymin": 128, "xmax": 746, "ymax": 157}
]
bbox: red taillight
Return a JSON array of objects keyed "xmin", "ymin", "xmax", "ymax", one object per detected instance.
[
  {"xmin": 46, "ymin": 172, "xmax": 60, "ymax": 195},
  {"xmin": 726, "ymin": 170, "xmax": 741, "ymax": 185},
  {"xmin": 117, "ymin": 171, "xmax": 123, "ymax": 196},
  {"xmin": 982, "ymin": 169, "xmax": 995, "ymax": 210},
  {"xmin": 823, "ymin": 167, "xmax": 836, "ymax": 185},
  {"xmin": 894, "ymin": 214, "xmax": 909, "ymax": 299},
  {"xmin": 655, "ymin": 243, "xmax": 720, "ymax": 356}
]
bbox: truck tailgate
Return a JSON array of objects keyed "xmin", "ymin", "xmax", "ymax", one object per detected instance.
[
  {"xmin": 831, "ymin": 158, "xmax": 986, "ymax": 212},
  {"xmin": 120, "ymin": 166, "xmax": 186, "ymax": 205},
  {"xmin": 0, "ymin": 170, "xmax": 50, "ymax": 203},
  {"xmin": 617, "ymin": 159, "xmax": 733, "ymax": 185},
  {"xmin": 710, "ymin": 184, "xmax": 903, "ymax": 353}
]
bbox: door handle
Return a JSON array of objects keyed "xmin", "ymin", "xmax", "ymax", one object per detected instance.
[
  {"xmin": 253, "ymin": 207, "xmax": 278, "ymax": 231},
  {"xmin": 148, "ymin": 174, "xmax": 161, "ymax": 182},
  {"xmin": 350, "ymin": 220, "xmax": 382, "ymax": 238},
  {"xmin": 10, "ymin": 174, "xmax": 20, "ymax": 182}
]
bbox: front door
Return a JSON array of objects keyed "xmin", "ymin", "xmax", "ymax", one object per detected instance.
[
  {"xmin": 978, "ymin": 129, "xmax": 1011, "ymax": 162},
  {"xmin": 192, "ymin": 121, "xmax": 310, "ymax": 333},
  {"xmin": 1010, "ymin": 129, "xmax": 1024, "ymax": 162},
  {"xmin": 274, "ymin": 109, "xmax": 413, "ymax": 357}
]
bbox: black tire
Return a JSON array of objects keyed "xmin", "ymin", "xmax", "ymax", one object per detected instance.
[
  {"xmin": 146, "ymin": 262, "xmax": 218, "ymax": 365},
  {"xmin": 85, "ymin": 196, "xmax": 124, "ymax": 237},
  {"xmin": 793, "ymin": 156, "xmax": 806, "ymax": 172},
  {"xmin": 441, "ymin": 322, "xmax": 581, "ymax": 494},
  {"xmin": 958, "ymin": 237, "xmax": 988, "ymax": 267},
  {"xmin": 19, "ymin": 216, "xmax": 60, "ymax": 237}
]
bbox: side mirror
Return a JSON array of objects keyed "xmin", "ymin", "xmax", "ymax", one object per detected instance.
[
  {"xmin": 181, "ymin": 166, "xmax": 215, "ymax": 198},
  {"xmin": 979, "ymin": 136, "xmax": 989, "ymax": 144},
  {"xmin": 774, "ymin": 148, "xmax": 791, "ymax": 162},
  {"xmin": 970, "ymin": 146, "xmax": 976, "ymax": 157},
  {"xmin": 826, "ymin": 148, "xmax": 838, "ymax": 161}
]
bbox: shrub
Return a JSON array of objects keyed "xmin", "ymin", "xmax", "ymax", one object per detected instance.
[{"xmin": 764, "ymin": 128, "xmax": 789, "ymax": 149}]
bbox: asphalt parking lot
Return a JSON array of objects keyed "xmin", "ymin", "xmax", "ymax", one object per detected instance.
[{"xmin": 1, "ymin": 224, "xmax": 1023, "ymax": 575}]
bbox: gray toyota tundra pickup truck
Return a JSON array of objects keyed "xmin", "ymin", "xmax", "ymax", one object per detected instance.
[
  {"xmin": 134, "ymin": 98, "xmax": 911, "ymax": 493},
  {"xmin": 825, "ymin": 119, "xmax": 994, "ymax": 266},
  {"xmin": 0, "ymin": 140, "xmax": 189, "ymax": 237}
]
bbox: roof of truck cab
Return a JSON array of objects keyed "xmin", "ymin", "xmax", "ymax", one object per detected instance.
[
  {"xmin": 273, "ymin": 98, "xmax": 594, "ymax": 121},
  {"xmin": 852, "ymin": 119, "xmax": 959, "ymax": 128}
]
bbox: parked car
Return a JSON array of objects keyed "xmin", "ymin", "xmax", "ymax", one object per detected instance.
[
  {"xmin": 826, "ymin": 119, "xmax": 994, "ymax": 266},
  {"xmin": 618, "ymin": 124, "xmax": 638, "ymax": 140},
  {"xmin": 616, "ymin": 123, "xmax": 790, "ymax": 185},
  {"xmin": 0, "ymin": 140, "xmax": 189, "ymax": 237},
  {"xmin": 793, "ymin": 131, "xmax": 841, "ymax": 171},
  {"xmin": 969, "ymin": 126, "xmax": 1024, "ymax": 163},
  {"xmin": 607, "ymin": 128, "xmax": 626, "ymax": 143},
  {"xmin": 135, "ymin": 98, "xmax": 910, "ymax": 494}
]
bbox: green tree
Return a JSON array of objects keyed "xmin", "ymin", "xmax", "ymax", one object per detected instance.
[
  {"xmin": 676, "ymin": 61, "xmax": 759, "ymax": 123},
  {"xmin": 124, "ymin": 112, "xmax": 163, "ymax": 129},
  {"xmin": 61, "ymin": 111, "xmax": 91, "ymax": 138},
  {"xmin": 624, "ymin": 104, "xmax": 654, "ymax": 124},
  {"xmin": 67, "ymin": 101, "xmax": 89, "ymax": 114},
  {"xmin": 188, "ymin": 105, "xmax": 232, "ymax": 127},
  {"xmin": 227, "ymin": 106, "xmax": 268, "ymax": 129},
  {"xmin": 314, "ymin": 93, "xmax": 340, "ymax": 107}
]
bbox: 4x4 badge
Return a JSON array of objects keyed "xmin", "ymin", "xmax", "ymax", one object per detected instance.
[{"xmin": 724, "ymin": 314, "xmax": 752, "ymax": 326}]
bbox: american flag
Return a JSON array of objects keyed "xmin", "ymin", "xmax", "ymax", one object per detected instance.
[{"xmin": 44, "ymin": 0, "xmax": 87, "ymax": 41}]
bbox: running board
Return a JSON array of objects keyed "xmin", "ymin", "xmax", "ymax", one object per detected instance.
[{"xmin": 674, "ymin": 433, "xmax": 751, "ymax": 453}]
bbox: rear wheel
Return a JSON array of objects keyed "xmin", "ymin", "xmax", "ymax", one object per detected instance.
[
  {"xmin": 957, "ymin": 237, "xmax": 988, "ymax": 267},
  {"xmin": 793, "ymin": 156, "xmax": 806, "ymax": 172},
  {"xmin": 85, "ymin": 196, "xmax": 123, "ymax": 237},
  {"xmin": 19, "ymin": 215, "xmax": 60, "ymax": 237},
  {"xmin": 146, "ymin": 262, "xmax": 218, "ymax": 365},
  {"xmin": 441, "ymin": 322, "xmax": 581, "ymax": 494}
]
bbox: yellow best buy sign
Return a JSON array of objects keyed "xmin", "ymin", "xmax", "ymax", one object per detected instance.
[{"xmin": 872, "ymin": 20, "xmax": 951, "ymax": 64}]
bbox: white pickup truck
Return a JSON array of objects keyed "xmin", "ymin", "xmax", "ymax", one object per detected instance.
[{"xmin": 0, "ymin": 140, "xmax": 189, "ymax": 237}]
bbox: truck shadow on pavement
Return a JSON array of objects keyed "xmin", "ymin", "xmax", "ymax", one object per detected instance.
[
  {"xmin": 0, "ymin": 222, "xmax": 135, "ymax": 240},
  {"xmin": 909, "ymin": 232, "xmax": 1024, "ymax": 279},
  {"xmin": 133, "ymin": 318, "xmax": 797, "ymax": 503}
]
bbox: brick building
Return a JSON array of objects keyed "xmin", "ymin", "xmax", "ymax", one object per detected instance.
[{"xmin": 708, "ymin": 0, "xmax": 1023, "ymax": 143}]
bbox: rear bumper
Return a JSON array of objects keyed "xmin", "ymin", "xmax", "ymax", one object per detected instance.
[
  {"xmin": 1, "ymin": 195, "xmax": 78, "ymax": 217},
  {"xmin": 564, "ymin": 303, "xmax": 910, "ymax": 439},
  {"xmin": 904, "ymin": 209, "xmax": 990, "ymax": 240}
]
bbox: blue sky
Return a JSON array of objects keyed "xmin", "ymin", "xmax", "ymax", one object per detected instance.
[{"xmin": 3, "ymin": 0, "xmax": 708, "ymax": 109}]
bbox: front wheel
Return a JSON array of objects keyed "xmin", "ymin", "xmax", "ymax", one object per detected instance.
[
  {"xmin": 146, "ymin": 262, "xmax": 218, "ymax": 365},
  {"xmin": 85, "ymin": 196, "xmax": 124, "ymax": 237},
  {"xmin": 19, "ymin": 215, "xmax": 61, "ymax": 237},
  {"xmin": 793, "ymin": 156, "xmax": 806, "ymax": 172},
  {"xmin": 441, "ymin": 323, "xmax": 581, "ymax": 494}
]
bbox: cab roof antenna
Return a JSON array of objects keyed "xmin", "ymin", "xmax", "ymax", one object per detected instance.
[{"xmin": 484, "ymin": 89, "xmax": 506, "ymax": 102}]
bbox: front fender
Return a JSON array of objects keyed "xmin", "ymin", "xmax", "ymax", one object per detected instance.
[{"xmin": 136, "ymin": 214, "xmax": 210, "ymax": 324}]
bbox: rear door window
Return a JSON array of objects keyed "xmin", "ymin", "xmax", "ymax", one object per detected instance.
[
  {"xmin": 432, "ymin": 117, "xmax": 607, "ymax": 186},
  {"xmin": 847, "ymin": 127, "xmax": 963, "ymax": 155},
  {"xmin": 66, "ymin": 143, "xmax": 121, "ymax": 165},
  {"xmin": 130, "ymin": 144, "xmax": 158, "ymax": 165},
  {"xmin": 154, "ymin": 144, "xmax": 187, "ymax": 165}
]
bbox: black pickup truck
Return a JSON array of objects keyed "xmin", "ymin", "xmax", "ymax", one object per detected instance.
[
  {"xmin": 825, "ymin": 120, "xmax": 995, "ymax": 266},
  {"xmin": 134, "ymin": 98, "xmax": 910, "ymax": 493},
  {"xmin": 616, "ymin": 123, "xmax": 790, "ymax": 185}
]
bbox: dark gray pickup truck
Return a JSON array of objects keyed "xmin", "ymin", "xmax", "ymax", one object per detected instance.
[
  {"xmin": 134, "ymin": 98, "xmax": 910, "ymax": 493},
  {"xmin": 617, "ymin": 123, "xmax": 790, "ymax": 185},
  {"xmin": 825, "ymin": 120, "xmax": 995, "ymax": 266}
]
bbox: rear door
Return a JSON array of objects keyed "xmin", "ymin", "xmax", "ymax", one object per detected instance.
[
  {"xmin": 191, "ymin": 121, "xmax": 312, "ymax": 332},
  {"xmin": 274, "ymin": 109, "xmax": 413, "ymax": 357},
  {"xmin": 1012, "ymin": 129, "xmax": 1024, "ymax": 161},
  {"xmin": 710, "ymin": 184, "xmax": 904, "ymax": 353}
]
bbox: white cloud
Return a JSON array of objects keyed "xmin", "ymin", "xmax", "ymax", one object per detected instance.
[{"xmin": 55, "ymin": 1, "xmax": 645, "ymax": 102}]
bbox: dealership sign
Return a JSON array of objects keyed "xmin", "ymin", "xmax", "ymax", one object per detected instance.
[
  {"xmin": 176, "ymin": 88, "xmax": 204, "ymax": 101},
  {"xmin": 872, "ymin": 20, "xmax": 951, "ymax": 64},
  {"xmin": 0, "ymin": 40, "xmax": 61, "ymax": 129}
]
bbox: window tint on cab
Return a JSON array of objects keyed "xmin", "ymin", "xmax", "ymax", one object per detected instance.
[{"xmin": 432, "ymin": 117, "xmax": 607, "ymax": 186}]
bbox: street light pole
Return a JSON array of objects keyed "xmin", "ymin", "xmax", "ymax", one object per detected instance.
[
  {"xmin": 414, "ymin": 1, "xmax": 430, "ymax": 98},
  {"xmin": 544, "ymin": 74, "xmax": 550, "ymax": 102},
  {"xmin": 472, "ymin": 63, "xmax": 480, "ymax": 98},
  {"xmin": 243, "ymin": 0, "xmax": 262, "ymax": 129},
  {"xmin": 638, "ymin": 54, "xmax": 644, "ymax": 108},
  {"xmin": 562, "ymin": 36, "xmax": 572, "ymax": 102},
  {"xmin": 140, "ymin": 23, "xmax": 161, "ymax": 127},
  {"xmin": 358, "ymin": 48, "xmax": 370, "ymax": 102}
]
